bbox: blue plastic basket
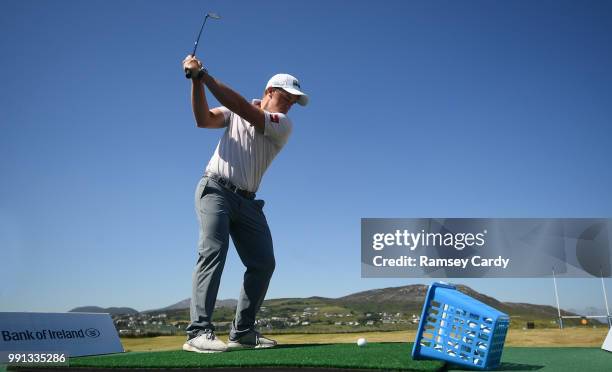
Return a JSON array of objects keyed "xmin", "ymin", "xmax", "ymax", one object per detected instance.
[{"xmin": 412, "ymin": 282, "xmax": 510, "ymax": 370}]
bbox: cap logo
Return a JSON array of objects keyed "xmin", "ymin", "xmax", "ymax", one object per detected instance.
[{"xmin": 292, "ymin": 80, "xmax": 301, "ymax": 88}]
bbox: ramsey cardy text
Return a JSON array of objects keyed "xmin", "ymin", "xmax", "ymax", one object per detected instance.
[{"xmin": 372, "ymin": 255, "xmax": 510, "ymax": 269}]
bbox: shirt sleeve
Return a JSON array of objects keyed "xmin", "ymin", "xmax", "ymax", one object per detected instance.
[
  {"xmin": 264, "ymin": 112, "xmax": 293, "ymax": 146},
  {"xmin": 214, "ymin": 106, "xmax": 232, "ymax": 127}
]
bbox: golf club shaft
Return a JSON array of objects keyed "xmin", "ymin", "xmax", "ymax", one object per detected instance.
[
  {"xmin": 185, "ymin": 15, "xmax": 210, "ymax": 79},
  {"xmin": 192, "ymin": 15, "xmax": 210, "ymax": 56}
]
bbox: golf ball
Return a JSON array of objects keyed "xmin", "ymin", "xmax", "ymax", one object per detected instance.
[{"xmin": 357, "ymin": 337, "xmax": 367, "ymax": 347}]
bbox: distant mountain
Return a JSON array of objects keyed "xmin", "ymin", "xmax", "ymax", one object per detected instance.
[
  {"xmin": 334, "ymin": 284, "xmax": 510, "ymax": 314},
  {"xmin": 216, "ymin": 299, "xmax": 239, "ymax": 308},
  {"xmin": 336, "ymin": 284, "xmax": 428, "ymax": 313},
  {"xmin": 69, "ymin": 306, "xmax": 138, "ymax": 315},
  {"xmin": 73, "ymin": 284, "xmax": 581, "ymax": 325},
  {"xmin": 567, "ymin": 306, "xmax": 610, "ymax": 324},
  {"xmin": 265, "ymin": 284, "xmax": 578, "ymax": 322},
  {"xmin": 568, "ymin": 306, "xmax": 609, "ymax": 316},
  {"xmin": 146, "ymin": 298, "xmax": 238, "ymax": 312},
  {"xmin": 156, "ymin": 298, "xmax": 190, "ymax": 311}
]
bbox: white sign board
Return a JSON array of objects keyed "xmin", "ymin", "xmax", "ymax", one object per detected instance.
[
  {"xmin": 603, "ymin": 326, "xmax": 612, "ymax": 352},
  {"xmin": 0, "ymin": 312, "xmax": 124, "ymax": 357}
]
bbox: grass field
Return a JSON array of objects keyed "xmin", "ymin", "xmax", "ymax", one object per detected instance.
[
  {"xmin": 72, "ymin": 343, "xmax": 443, "ymax": 371},
  {"xmin": 120, "ymin": 328, "xmax": 609, "ymax": 352},
  {"xmin": 447, "ymin": 347, "xmax": 611, "ymax": 372},
  {"xmin": 69, "ymin": 343, "xmax": 612, "ymax": 372},
  {"xmin": 3, "ymin": 329, "xmax": 606, "ymax": 371}
]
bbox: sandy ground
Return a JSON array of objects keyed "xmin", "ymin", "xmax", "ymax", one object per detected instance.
[{"xmin": 120, "ymin": 328, "xmax": 610, "ymax": 352}]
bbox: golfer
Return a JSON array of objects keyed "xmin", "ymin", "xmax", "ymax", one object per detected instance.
[{"xmin": 181, "ymin": 55, "xmax": 308, "ymax": 353}]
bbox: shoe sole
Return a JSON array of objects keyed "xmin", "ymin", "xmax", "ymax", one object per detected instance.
[
  {"xmin": 182, "ymin": 343, "xmax": 226, "ymax": 353},
  {"xmin": 227, "ymin": 341, "xmax": 276, "ymax": 350}
]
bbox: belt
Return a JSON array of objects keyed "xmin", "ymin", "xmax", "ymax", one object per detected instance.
[{"xmin": 204, "ymin": 172, "xmax": 256, "ymax": 200}]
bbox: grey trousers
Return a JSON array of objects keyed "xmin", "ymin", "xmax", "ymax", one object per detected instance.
[{"xmin": 186, "ymin": 176, "xmax": 275, "ymax": 339}]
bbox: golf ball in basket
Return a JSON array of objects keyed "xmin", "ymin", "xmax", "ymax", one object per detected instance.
[{"xmin": 357, "ymin": 337, "xmax": 367, "ymax": 347}]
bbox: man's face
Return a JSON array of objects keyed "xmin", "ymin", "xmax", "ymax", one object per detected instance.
[{"xmin": 269, "ymin": 88, "xmax": 299, "ymax": 114}]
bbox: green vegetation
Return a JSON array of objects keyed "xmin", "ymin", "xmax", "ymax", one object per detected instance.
[
  {"xmin": 119, "ymin": 328, "xmax": 610, "ymax": 353},
  {"xmin": 113, "ymin": 285, "xmax": 589, "ymax": 338},
  {"xmin": 448, "ymin": 347, "xmax": 612, "ymax": 372},
  {"xmin": 72, "ymin": 343, "xmax": 444, "ymax": 371},
  {"xmin": 70, "ymin": 343, "xmax": 612, "ymax": 371}
]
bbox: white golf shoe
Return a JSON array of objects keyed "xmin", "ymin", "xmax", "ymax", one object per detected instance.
[
  {"xmin": 227, "ymin": 330, "xmax": 277, "ymax": 350},
  {"xmin": 182, "ymin": 330, "xmax": 227, "ymax": 353}
]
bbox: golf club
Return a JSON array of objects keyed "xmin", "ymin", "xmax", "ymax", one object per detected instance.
[{"xmin": 185, "ymin": 12, "xmax": 221, "ymax": 79}]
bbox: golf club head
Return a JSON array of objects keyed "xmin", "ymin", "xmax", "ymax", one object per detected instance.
[{"xmin": 186, "ymin": 11, "xmax": 221, "ymax": 78}]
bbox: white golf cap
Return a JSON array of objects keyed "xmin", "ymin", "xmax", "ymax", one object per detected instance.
[{"xmin": 265, "ymin": 73, "xmax": 309, "ymax": 106}]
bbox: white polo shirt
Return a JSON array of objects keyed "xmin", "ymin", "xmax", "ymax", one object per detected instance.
[{"xmin": 204, "ymin": 100, "xmax": 293, "ymax": 192}]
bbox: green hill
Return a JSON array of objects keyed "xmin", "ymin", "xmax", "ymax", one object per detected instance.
[{"xmin": 107, "ymin": 284, "xmax": 584, "ymax": 335}]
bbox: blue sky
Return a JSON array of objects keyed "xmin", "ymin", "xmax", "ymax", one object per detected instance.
[{"xmin": 1, "ymin": 0, "xmax": 612, "ymax": 314}]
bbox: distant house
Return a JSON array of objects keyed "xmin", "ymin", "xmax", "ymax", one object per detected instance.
[{"xmin": 173, "ymin": 321, "xmax": 189, "ymax": 329}]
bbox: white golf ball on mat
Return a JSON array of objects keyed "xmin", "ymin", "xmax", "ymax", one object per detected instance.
[{"xmin": 357, "ymin": 337, "xmax": 367, "ymax": 347}]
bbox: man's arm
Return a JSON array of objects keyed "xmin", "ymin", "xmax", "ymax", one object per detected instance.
[
  {"xmin": 183, "ymin": 55, "xmax": 226, "ymax": 129},
  {"xmin": 191, "ymin": 79, "xmax": 226, "ymax": 129},
  {"xmin": 200, "ymin": 71, "xmax": 265, "ymax": 133}
]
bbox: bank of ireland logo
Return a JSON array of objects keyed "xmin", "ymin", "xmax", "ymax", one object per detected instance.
[{"xmin": 85, "ymin": 328, "xmax": 100, "ymax": 338}]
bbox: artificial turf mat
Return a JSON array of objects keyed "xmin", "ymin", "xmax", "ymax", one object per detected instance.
[
  {"xmin": 70, "ymin": 343, "xmax": 443, "ymax": 371},
  {"xmin": 14, "ymin": 344, "xmax": 607, "ymax": 371},
  {"xmin": 445, "ymin": 347, "xmax": 612, "ymax": 372}
]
